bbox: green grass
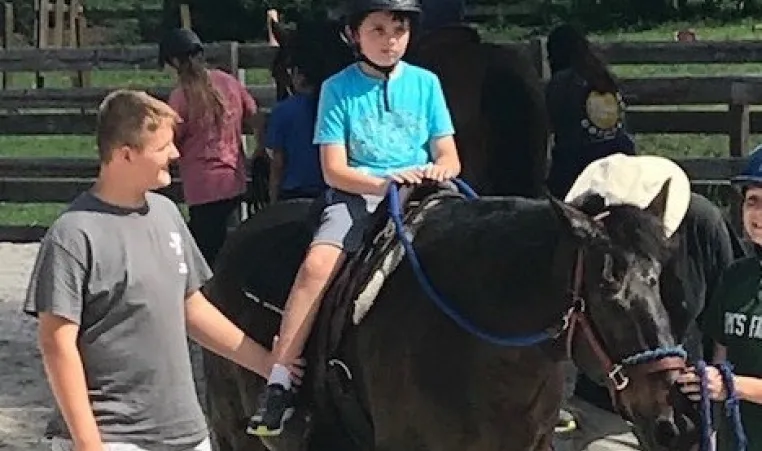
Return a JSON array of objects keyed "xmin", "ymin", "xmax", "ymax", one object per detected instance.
[
  {"xmin": 2, "ymin": 20, "xmax": 760, "ymax": 227},
  {"xmin": 4, "ymin": 67, "xmax": 272, "ymax": 90}
]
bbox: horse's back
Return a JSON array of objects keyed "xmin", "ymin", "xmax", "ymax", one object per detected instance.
[
  {"xmin": 409, "ymin": 25, "xmax": 549, "ymax": 198},
  {"xmin": 207, "ymin": 198, "xmax": 318, "ymax": 328}
]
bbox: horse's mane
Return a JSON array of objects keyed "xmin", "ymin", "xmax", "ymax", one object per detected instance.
[{"xmin": 573, "ymin": 193, "xmax": 674, "ymax": 261}]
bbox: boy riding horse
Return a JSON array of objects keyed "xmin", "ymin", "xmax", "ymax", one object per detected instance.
[{"xmin": 247, "ymin": 0, "xmax": 462, "ymax": 437}]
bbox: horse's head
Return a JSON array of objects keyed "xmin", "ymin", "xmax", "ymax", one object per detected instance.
[
  {"xmin": 550, "ymin": 183, "xmax": 696, "ymax": 451},
  {"xmin": 270, "ymin": 16, "xmax": 355, "ymax": 101}
]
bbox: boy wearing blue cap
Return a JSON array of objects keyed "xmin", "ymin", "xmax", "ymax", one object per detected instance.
[{"xmin": 678, "ymin": 145, "xmax": 762, "ymax": 451}]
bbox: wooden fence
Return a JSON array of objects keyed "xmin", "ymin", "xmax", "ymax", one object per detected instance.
[{"xmin": 0, "ymin": 38, "xmax": 761, "ymax": 241}]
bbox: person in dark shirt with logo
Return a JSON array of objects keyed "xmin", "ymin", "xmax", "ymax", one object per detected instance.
[
  {"xmin": 545, "ymin": 24, "xmax": 636, "ymax": 200},
  {"xmin": 679, "ymin": 145, "xmax": 762, "ymax": 451}
]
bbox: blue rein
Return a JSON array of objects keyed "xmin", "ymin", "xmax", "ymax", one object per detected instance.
[
  {"xmin": 696, "ymin": 360, "xmax": 747, "ymax": 451},
  {"xmin": 386, "ymin": 180, "xmax": 747, "ymax": 450},
  {"xmin": 387, "ymin": 179, "xmax": 560, "ymax": 346}
]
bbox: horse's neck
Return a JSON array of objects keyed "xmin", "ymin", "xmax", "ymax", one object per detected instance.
[{"xmin": 404, "ymin": 204, "xmax": 575, "ymax": 341}]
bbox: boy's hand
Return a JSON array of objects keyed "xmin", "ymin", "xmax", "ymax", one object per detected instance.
[
  {"xmin": 389, "ymin": 169, "xmax": 424, "ymax": 185},
  {"xmin": 423, "ymin": 163, "xmax": 457, "ymax": 182}
]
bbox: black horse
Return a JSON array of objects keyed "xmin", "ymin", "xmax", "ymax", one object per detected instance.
[{"xmin": 201, "ymin": 174, "xmax": 699, "ymax": 450}]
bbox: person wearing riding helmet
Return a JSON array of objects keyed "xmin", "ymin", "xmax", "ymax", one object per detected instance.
[
  {"xmin": 677, "ymin": 144, "xmax": 762, "ymax": 451},
  {"xmin": 160, "ymin": 28, "xmax": 260, "ymax": 267},
  {"xmin": 246, "ymin": 0, "xmax": 461, "ymax": 437}
]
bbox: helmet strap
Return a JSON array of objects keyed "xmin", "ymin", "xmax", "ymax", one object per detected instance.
[{"xmin": 359, "ymin": 53, "xmax": 395, "ymax": 112}]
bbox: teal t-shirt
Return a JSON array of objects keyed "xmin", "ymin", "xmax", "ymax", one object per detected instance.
[
  {"xmin": 704, "ymin": 256, "xmax": 762, "ymax": 451},
  {"xmin": 313, "ymin": 61, "xmax": 455, "ymax": 177}
]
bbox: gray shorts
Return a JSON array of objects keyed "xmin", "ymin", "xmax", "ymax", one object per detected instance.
[
  {"xmin": 51, "ymin": 436, "xmax": 212, "ymax": 451},
  {"xmin": 312, "ymin": 188, "xmax": 385, "ymax": 253}
]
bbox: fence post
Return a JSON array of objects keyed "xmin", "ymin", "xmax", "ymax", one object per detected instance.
[
  {"xmin": 729, "ymin": 82, "xmax": 750, "ymax": 157},
  {"xmin": 180, "ymin": 3, "xmax": 191, "ymax": 29},
  {"xmin": 225, "ymin": 40, "xmax": 239, "ymax": 75},
  {"xmin": 529, "ymin": 37, "xmax": 549, "ymax": 80},
  {"xmin": 3, "ymin": 2, "xmax": 13, "ymax": 89}
]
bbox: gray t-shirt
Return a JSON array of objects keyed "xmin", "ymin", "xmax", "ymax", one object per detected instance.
[{"xmin": 24, "ymin": 191, "xmax": 212, "ymax": 448}]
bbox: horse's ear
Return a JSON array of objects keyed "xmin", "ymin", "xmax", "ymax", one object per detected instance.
[
  {"xmin": 644, "ymin": 177, "xmax": 671, "ymax": 224},
  {"xmin": 548, "ymin": 196, "xmax": 604, "ymax": 243}
]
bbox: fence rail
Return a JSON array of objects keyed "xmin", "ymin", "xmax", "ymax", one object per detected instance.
[
  {"xmin": 0, "ymin": 156, "xmax": 743, "ymax": 204},
  {"xmin": 1, "ymin": 37, "xmax": 762, "ymax": 241}
]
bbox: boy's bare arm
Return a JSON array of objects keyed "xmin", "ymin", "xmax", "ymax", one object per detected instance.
[
  {"xmin": 320, "ymin": 144, "xmax": 390, "ymax": 195},
  {"xmin": 184, "ymin": 290, "xmax": 304, "ymax": 382},
  {"xmin": 430, "ymin": 135, "xmax": 461, "ymax": 174},
  {"xmin": 38, "ymin": 313, "xmax": 103, "ymax": 451}
]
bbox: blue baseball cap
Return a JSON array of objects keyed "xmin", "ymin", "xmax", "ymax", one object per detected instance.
[{"xmin": 731, "ymin": 144, "xmax": 762, "ymax": 187}]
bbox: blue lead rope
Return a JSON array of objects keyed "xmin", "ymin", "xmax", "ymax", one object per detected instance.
[
  {"xmin": 696, "ymin": 360, "xmax": 747, "ymax": 451},
  {"xmin": 386, "ymin": 179, "xmax": 559, "ymax": 347}
]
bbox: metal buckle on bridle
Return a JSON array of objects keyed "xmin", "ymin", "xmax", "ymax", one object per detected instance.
[
  {"xmin": 552, "ymin": 294, "xmax": 586, "ymax": 339},
  {"xmin": 571, "ymin": 294, "xmax": 585, "ymax": 313},
  {"xmin": 608, "ymin": 364, "xmax": 630, "ymax": 391}
]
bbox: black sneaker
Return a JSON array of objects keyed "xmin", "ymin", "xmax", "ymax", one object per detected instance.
[{"xmin": 246, "ymin": 383, "xmax": 296, "ymax": 437}]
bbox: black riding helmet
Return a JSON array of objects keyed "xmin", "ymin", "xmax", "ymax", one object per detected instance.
[
  {"xmin": 158, "ymin": 28, "xmax": 203, "ymax": 69},
  {"xmin": 348, "ymin": 0, "xmax": 422, "ymax": 16},
  {"xmin": 345, "ymin": 0, "xmax": 421, "ymax": 111}
]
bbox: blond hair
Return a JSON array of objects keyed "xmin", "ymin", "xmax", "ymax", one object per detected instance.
[{"xmin": 96, "ymin": 89, "xmax": 180, "ymax": 162}]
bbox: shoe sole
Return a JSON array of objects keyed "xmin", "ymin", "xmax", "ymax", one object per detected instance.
[
  {"xmin": 554, "ymin": 419, "xmax": 577, "ymax": 434},
  {"xmin": 246, "ymin": 407, "xmax": 295, "ymax": 437}
]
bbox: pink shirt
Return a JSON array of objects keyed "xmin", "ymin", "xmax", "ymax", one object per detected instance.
[{"xmin": 168, "ymin": 69, "xmax": 257, "ymax": 206}]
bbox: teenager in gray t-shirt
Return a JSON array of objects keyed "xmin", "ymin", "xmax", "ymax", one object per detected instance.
[
  {"xmin": 26, "ymin": 190, "xmax": 211, "ymax": 448},
  {"xmin": 24, "ymin": 89, "xmax": 303, "ymax": 451}
]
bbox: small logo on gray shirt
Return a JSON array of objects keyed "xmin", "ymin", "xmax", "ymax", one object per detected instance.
[{"xmin": 169, "ymin": 232, "xmax": 188, "ymax": 275}]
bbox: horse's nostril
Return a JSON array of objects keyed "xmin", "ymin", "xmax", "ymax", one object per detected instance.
[{"xmin": 655, "ymin": 418, "xmax": 680, "ymax": 447}]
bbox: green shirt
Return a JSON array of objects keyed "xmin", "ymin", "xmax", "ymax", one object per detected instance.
[{"xmin": 704, "ymin": 256, "xmax": 762, "ymax": 451}]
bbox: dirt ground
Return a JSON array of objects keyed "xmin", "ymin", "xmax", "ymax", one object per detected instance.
[{"xmin": 0, "ymin": 243, "xmax": 50, "ymax": 451}]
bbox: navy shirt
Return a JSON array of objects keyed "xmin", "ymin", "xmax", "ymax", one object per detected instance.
[
  {"xmin": 265, "ymin": 93, "xmax": 327, "ymax": 195},
  {"xmin": 545, "ymin": 68, "xmax": 635, "ymax": 198}
]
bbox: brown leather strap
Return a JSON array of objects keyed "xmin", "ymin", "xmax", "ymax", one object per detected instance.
[{"xmin": 563, "ymin": 240, "xmax": 686, "ymax": 414}]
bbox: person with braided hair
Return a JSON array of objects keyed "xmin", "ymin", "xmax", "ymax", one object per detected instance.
[{"xmin": 159, "ymin": 28, "xmax": 259, "ymax": 267}]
